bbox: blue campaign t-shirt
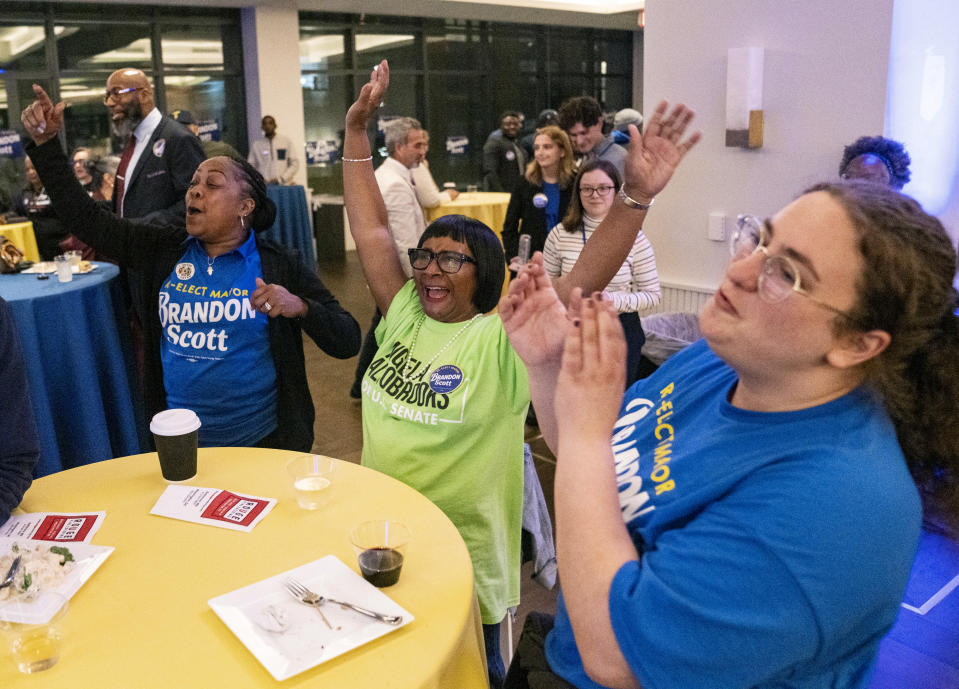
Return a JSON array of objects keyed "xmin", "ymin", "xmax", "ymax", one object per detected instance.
[
  {"xmin": 546, "ymin": 339, "xmax": 921, "ymax": 689},
  {"xmin": 543, "ymin": 181, "xmax": 561, "ymax": 233},
  {"xmin": 158, "ymin": 234, "xmax": 278, "ymax": 446}
]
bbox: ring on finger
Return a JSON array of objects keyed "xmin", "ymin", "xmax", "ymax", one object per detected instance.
[{"xmin": 263, "ymin": 302, "xmax": 273, "ymax": 312}]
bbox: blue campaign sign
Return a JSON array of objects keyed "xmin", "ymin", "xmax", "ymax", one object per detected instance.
[
  {"xmin": 305, "ymin": 140, "xmax": 341, "ymax": 165},
  {"xmin": 0, "ymin": 130, "xmax": 25, "ymax": 158},
  {"xmin": 197, "ymin": 121, "xmax": 221, "ymax": 142},
  {"xmin": 446, "ymin": 135, "xmax": 469, "ymax": 156}
]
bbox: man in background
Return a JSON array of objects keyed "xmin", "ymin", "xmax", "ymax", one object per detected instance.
[
  {"xmin": 171, "ymin": 110, "xmax": 242, "ymax": 160},
  {"xmin": 103, "ymin": 68, "xmax": 204, "ymax": 226},
  {"xmin": 350, "ymin": 117, "xmax": 428, "ymax": 399},
  {"xmin": 248, "ymin": 115, "xmax": 299, "ymax": 185},
  {"xmin": 71, "ymin": 146, "xmax": 96, "ymax": 194},
  {"xmin": 558, "ymin": 95, "xmax": 627, "ymax": 175},
  {"xmin": 412, "ymin": 130, "xmax": 459, "ymax": 210},
  {"xmin": 483, "ymin": 111, "xmax": 526, "ymax": 192}
]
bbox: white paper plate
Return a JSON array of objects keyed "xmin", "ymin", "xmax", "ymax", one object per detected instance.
[
  {"xmin": 21, "ymin": 262, "xmax": 98, "ymax": 274},
  {"xmin": 209, "ymin": 555, "xmax": 413, "ymax": 681},
  {"xmin": 0, "ymin": 538, "xmax": 114, "ymax": 624}
]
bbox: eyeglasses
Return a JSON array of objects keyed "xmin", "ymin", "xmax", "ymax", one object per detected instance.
[
  {"xmin": 103, "ymin": 86, "xmax": 143, "ymax": 104},
  {"xmin": 579, "ymin": 184, "xmax": 616, "ymax": 197},
  {"xmin": 729, "ymin": 215, "xmax": 857, "ymax": 320},
  {"xmin": 408, "ymin": 248, "xmax": 477, "ymax": 274}
]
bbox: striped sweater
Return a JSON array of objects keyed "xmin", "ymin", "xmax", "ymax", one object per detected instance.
[{"xmin": 542, "ymin": 214, "xmax": 661, "ymax": 313}]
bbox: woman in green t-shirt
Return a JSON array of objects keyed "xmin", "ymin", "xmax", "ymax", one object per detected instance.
[{"xmin": 342, "ymin": 60, "xmax": 699, "ymax": 687}]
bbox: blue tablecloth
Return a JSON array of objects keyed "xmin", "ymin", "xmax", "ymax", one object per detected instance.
[
  {"xmin": 263, "ymin": 185, "xmax": 316, "ymax": 266},
  {"xmin": 0, "ymin": 263, "xmax": 147, "ymax": 477}
]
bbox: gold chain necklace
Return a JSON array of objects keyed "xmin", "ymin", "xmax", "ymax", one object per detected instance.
[{"xmin": 400, "ymin": 313, "xmax": 483, "ymax": 383}]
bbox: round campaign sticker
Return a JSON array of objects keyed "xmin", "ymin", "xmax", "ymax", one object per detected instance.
[
  {"xmin": 505, "ymin": 150, "xmax": 515, "ymax": 161},
  {"xmin": 175, "ymin": 262, "xmax": 195, "ymax": 280},
  {"xmin": 429, "ymin": 365, "xmax": 464, "ymax": 394},
  {"xmin": 153, "ymin": 139, "xmax": 166, "ymax": 157},
  {"xmin": 532, "ymin": 193, "xmax": 548, "ymax": 208}
]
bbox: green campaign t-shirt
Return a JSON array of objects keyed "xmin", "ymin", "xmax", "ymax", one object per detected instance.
[{"xmin": 361, "ymin": 282, "xmax": 530, "ymax": 624}]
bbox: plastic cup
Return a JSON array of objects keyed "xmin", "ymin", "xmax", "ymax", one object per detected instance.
[
  {"xmin": 0, "ymin": 593, "xmax": 68, "ymax": 674},
  {"xmin": 466, "ymin": 184, "xmax": 478, "ymax": 193},
  {"xmin": 350, "ymin": 520, "xmax": 411, "ymax": 587},
  {"xmin": 285, "ymin": 454, "xmax": 335, "ymax": 510},
  {"xmin": 54, "ymin": 255, "xmax": 72, "ymax": 283},
  {"xmin": 150, "ymin": 409, "xmax": 201, "ymax": 482}
]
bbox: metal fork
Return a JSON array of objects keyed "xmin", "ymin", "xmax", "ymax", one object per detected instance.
[
  {"xmin": 284, "ymin": 578, "xmax": 332, "ymax": 629},
  {"xmin": 286, "ymin": 578, "xmax": 402, "ymax": 625},
  {"xmin": 0, "ymin": 555, "xmax": 21, "ymax": 590}
]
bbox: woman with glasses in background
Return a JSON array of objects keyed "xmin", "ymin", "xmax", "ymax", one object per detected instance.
[
  {"xmin": 500, "ymin": 181, "xmax": 959, "ymax": 689},
  {"xmin": 543, "ymin": 158, "xmax": 660, "ymax": 387},
  {"xmin": 501, "ymin": 125, "xmax": 576, "ymax": 270},
  {"xmin": 343, "ymin": 61, "xmax": 699, "ymax": 688}
]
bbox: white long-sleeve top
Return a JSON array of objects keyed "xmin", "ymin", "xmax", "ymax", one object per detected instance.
[
  {"xmin": 411, "ymin": 159, "xmax": 453, "ymax": 209},
  {"xmin": 542, "ymin": 213, "xmax": 661, "ymax": 313}
]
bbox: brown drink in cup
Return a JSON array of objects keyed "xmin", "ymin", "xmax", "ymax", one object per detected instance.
[{"xmin": 150, "ymin": 409, "xmax": 201, "ymax": 482}]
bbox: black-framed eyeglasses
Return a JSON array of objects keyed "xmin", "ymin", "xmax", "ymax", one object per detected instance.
[
  {"xmin": 408, "ymin": 248, "xmax": 477, "ymax": 274},
  {"xmin": 579, "ymin": 184, "xmax": 616, "ymax": 197},
  {"xmin": 103, "ymin": 86, "xmax": 143, "ymax": 104},
  {"xmin": 729, "ymin": 215, "xmax": 857, "ymax": 320}
]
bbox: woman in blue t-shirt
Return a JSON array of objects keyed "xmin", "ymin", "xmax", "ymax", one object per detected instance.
[
  {"xmin": 501, "ymin": 182, "xmax": 959, "ymax": 688},
  {"xmin": 21, "ymin": 85, "xmax": 360, "ymax": 452},
  {"xmin": 501, "ymin": 125, "xmax": 576, "ymax": 270}
]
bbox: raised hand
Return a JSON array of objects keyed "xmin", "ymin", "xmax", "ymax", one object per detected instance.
[
  {"xmin": 500, "ymin": 253, "xmax": 570, "ymax": 368},
  {"xmin": 621, "ymin": 101, "xmax": 701, "ymax": 204},
  {"xmin": 345, "ymin": 60, "xmax": 389, "ymax": 133},
  {"xmin": 20, "ymin": 84, "xmax": 65, "ymax": 146},
  {"xmin": 554, "ymin": 292, "xmax": 626, "ymax": 440}
]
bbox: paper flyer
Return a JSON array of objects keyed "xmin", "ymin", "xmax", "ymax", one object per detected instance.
[
  {"xmin": 0, "ymin": 512, "xmax": 106, "ymax": 543},
  {"xmin": 150, "ymin": 485, "xmax": 276, "ymax": 532}
]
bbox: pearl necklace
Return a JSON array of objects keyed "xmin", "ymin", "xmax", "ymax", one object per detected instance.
[{"xmin": 400, "ymin": 313, "xmax": 483, "ymax": 382}]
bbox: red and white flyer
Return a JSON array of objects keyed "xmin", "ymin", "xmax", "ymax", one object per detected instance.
[
  {"xmin": 150, "ymin": 485, "xmax": 275, "ymax": 532},
  {"xmin": 0, "ymin": 512, "xmax": 106, "ymax": 543}
]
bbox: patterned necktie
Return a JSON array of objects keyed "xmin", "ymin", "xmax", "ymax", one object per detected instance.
[{"xmin": 114, "ymin": 134, "xmax": 136, "ymax": 216}]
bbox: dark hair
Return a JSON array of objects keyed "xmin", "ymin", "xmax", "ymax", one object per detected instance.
[
  {"xmin": 838, "ymin": 136, "xmax": 912, "ymax": 190},
  {"xmin": 560, "ymin": 158, "xmax": 622, "ymax": 232},
  {"xmin": 806, "ymin": 181, "xmax": 959, "ymax": 531},
  {"xmin": 418, "ymin": 215, "xmax": 505, "ymax": 314},
  {"xmin": 499, "ymin": 111, "xmax": 522, "ymax": 124},
  {"xmin": 225, "ymin": 156, "xmax": 277, "ymax": 232},
  {"xmin": 557, "ymin": 95, "xmax": 603, "ymax": 131}
]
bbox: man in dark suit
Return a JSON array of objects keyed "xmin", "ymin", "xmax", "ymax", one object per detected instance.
[{"xmin": 104, "ymin": 68, "xmax": 204, "ymax": 227}]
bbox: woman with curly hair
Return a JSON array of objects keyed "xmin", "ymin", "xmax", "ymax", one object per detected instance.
[{"xmin": 838, "ymin": 135, "xmax": 911, "ymax": 189}]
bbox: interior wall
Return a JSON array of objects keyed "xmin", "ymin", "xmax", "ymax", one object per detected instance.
[
  {"xmin": 642, "ymin": 0, "xmax": 894, "ymax": 291},
  {"xmin": 241, "ymin": 4, "xmax": 308, "ymax": 189}
]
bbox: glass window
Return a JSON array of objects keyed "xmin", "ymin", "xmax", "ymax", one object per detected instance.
[
  {"xmin": 0, "ymin": 23, "xmax": 49, "ymax": 72},
  {"xmin": 159, "ymin": 25, "xmax": 225, "ymax": 69},
  {"xmin": 300, "ymin": 33, "xmax": 347, "ymax": 72},
  {"xmin": 56, "ymin": 23, "xmax": 152, "ymax": 72},
  {"xmin": 356, "ymin": 33, "xmax": 420, "ymax": 71}
]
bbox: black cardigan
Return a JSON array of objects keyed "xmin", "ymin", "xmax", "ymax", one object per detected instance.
[
  {"xmin": 501, "ymin": 177, "xmax": 572, "ymax": 263},
  {"xmin": 27, "ymin": 138, "xmax": 360, "ymax": 452}
]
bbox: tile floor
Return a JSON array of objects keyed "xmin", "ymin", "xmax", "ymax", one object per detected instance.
[{"xmin": 310, "ymin": 252, "xmax": 958, "ymax": 684}]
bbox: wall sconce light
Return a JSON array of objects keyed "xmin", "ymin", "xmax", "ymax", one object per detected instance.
[{"xmin": 726, "ymin": 46, "xmax": 764, "ymax": 148}]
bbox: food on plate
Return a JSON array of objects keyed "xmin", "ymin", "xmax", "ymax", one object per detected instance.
[
  {"xmin": 0, "ymin": 543, "xmax": 76, "ymax": 602},
  {"xmin": 78, "ymin": 260, "xmax": 92, "ymax": 272}
]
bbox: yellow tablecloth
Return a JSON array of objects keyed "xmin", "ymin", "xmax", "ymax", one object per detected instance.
[
  {"xmin": 0, "ymin": 221, "xmax": 40, "ymax": 262},
  {"xmin": 426, "ymin": 191, "xmax": 512, "ymax": 237},
  {"xmin": 4, "ymin": 448, "xmax": 487, "ymax": 688}
]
